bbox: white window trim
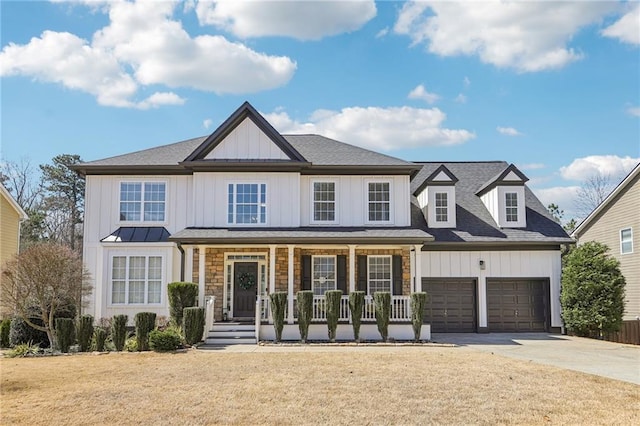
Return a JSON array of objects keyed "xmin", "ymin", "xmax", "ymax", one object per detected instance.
[
  {"xmin": 364, "ymin": 179, "xmax": 393, "ymax": 225},
  {"xmin": 505, "ymin": 191, "xmax": 519, "ymax": 223},
  {"xmin": 117, "ymin": 179, "xmax": 168, "ymax": 225},
  {"xmin": 434, "ymin": 192, "xmax": 449, "ymax": 222},
  {"xmin": 109, "ymin": 254, "xmax": 165, "ymax": 306},
  {"xmin": 311, "ymin": 255, "xmax": 337, "ymax": 295},
  {"xmin": 367, "ymin": 255, "xmax": 393, "ymax": 295},
  {"xmin": 223, "ymin": 253, "xmax": 268, "ymax": 319},
  {"xmin": 310, "ymin": 178, "xmax": 339, "ymax": 225},
  {"xmin": 226, "ymin": 181, "xmax": 268, "ymax": 226},
  {"xmin": 620, "ymin": 227, "xmax": 633, "ymax": 254}
]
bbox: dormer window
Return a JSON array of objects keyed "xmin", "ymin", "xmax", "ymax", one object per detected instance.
[
  {"xmin": 476, "ymin": 164, "xmax": 528, "ymax": 228},
  {"xmin": 413, "ymin": 165, "xmax": 458, "ymax": 229},
  {"xmin": 435, "ymin": 192, "xmax": 449, "ymax": 222},
  {"xmin": 505, "ymin": 192, "xmax": 518, "ymax": 222}
]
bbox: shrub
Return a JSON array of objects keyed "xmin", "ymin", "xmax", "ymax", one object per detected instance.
[
  {"xmin": 77, "ymin": 315, "xmax": 94, "ymax": 352},
  {"xmin": 55, "ymin": 318, "xmax": 75, "ymax": 353},
  {"xmin": 5, "ymin": 342, "xmax": 41, "ymax": 358},
  {"xmin": 135, "ymin": 312, "xmax": 156, "ymax": 351},
  {"xmin": 94, "ymin": 327, "xmax": 107, "ymax": 352},
  {"xmin": 348, "ymin": 291, "xmax": 365, "ymax": 342},
  {"xmin": 9, "ymin": 316, "xmax": 49, "ymax": 347},
  {"xmin": 296, "ymin": 291, "xmax": 314, "ymax": 343},
  {"xmin": 270, "ymin": 292, "xmax": 287, "ymax": 343},
  {"xmin": 561, "ymin": 241, "xmax": 626, "ymax": 337},
  {"xmin": 0, "ymin": 319, "xmax": 11, "ymax": 348},
  {"xmin": 183, "ymin": 307, "xmax": 205, "ymax": 346},
  {"xmin": 149, "ymin": 329, "xmax": 182, "ymax": 352},
  {"xmin": 111, "ymin": 315, "xmax": 128, "ymax": 352},
  {"xmin": 410, "ymin": 292, "xmax": 427, "ymax": 342},
  {"xmin": 167, "ymin": 282, "xmax": 198, "ymax": 327},
  {"xmin": 124, "ymin": 336, "xmax": 138, "ymax": 352},
  {"xmin": 325, "ymin": 290, "xmax": 342, "ymax": 343},
  {"xmin": 374, "ymin": 292, "xmax": 391, "ymax": 342}
]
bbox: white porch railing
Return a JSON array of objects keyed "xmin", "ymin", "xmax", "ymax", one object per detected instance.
[{"xmin": 259, "ymin": 295, "xmax": 412, "ymax": 323}]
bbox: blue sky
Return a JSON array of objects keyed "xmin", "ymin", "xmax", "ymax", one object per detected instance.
[{"xmin": 1, "ymin": 0, "xmax": 639, "ymax": 221}]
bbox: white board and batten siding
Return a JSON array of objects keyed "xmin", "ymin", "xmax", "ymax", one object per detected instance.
[
  {"xmin": 205, "ymin": 118, "xmax": 289, "ymax": 160},
  {"xmin": 421, "ymin": 250, "xmax": 563, "ymax": 329},
  {"xmin": 300, "ymin": 175, "xmax": 411, "ymax": 226}
]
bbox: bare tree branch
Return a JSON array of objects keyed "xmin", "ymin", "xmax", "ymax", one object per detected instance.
[{"xmin": 574, "ymin": 174, "xmax": 616, "ymax": 219}]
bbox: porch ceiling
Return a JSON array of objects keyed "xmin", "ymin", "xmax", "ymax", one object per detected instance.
[{"xmin": 169, "ymin": 226, "xmax": 433, "ymax": 245}]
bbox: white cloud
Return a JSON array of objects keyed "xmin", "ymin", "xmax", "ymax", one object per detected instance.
[
  {"xmin": 394, "ymin": 1, "xmax": 618, "ymax": 72},
  {"xmin": 497, "ymin": 126, "xmax": 522, "ymax": 136},
  {"xmin": 560, "ymin": 155, "xmax": 640, "ymax": 181},
  {"xmin": 533, "ymin": 185, "xmax": 581, "ymax": 220},
  {"xmin": 601, "ymin": 3, "xmax": 640, "ymax": 45},
  {"xmin": 454, "ymin": 93, "xmax": 467, "ymax": 104},
  {"xmin": 203, "ymin": 118, "xmax": 213, "ymax": 129},
  {"xmin": 0, "ymin": 0, "xmax": 296, "ymax": 108},
  {"xmin": 376, "ymin": 27, "xmax": 389, "ymax": 39},
  {"xmin": 626, "ymin": 106, "xmax": 640, "ymax": 117},
  {"xmin": 518, "ymin": 163, "xmax": 545, "ymax": 171},
  {"xmin": 264, "ymin": 105, "xmax": 475, "ymax": 151},
  {"xmin": 408, "ymin": 84, "xmax": 440, "ymax": 104},
  {"xmin": 463, "ymin": 76, "xmax": 470, "ymax": 87},
  {"xmin": 195, "ymin": 0, "xmax": 376, "ymax": 40}
]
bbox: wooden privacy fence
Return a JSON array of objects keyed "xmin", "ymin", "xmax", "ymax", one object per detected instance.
[{"xmin": 604, "ymin": 320, "xmax": 640, "ymax": 345}]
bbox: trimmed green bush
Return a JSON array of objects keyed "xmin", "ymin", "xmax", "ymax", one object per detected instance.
[
  {"xmin": 348, "ymin": 291, "xmax": 365, "ymax": 342},
  {"xmin": 168, "ymin": 282, "xmax": 198, "ymax": 327},
  {"xmin": 111, "ymin": 315, "xmax": 128, "ymax": 352},
  {"xmin": 94, "ymin": 327, "xmax": 107, "ymax": 352},
  {"xmin": 0, "ymin": 319, "xmax": 11, "ymax": 348},
  {"xmin": 135, "ymin": 312, "xmax": 156, "ymax": 351},
  {"xmin": 410, "ymin": 292, "xmax": 428, "ymax": 342},
  {"xmin": 374, "ymin": 292, "xmax": 391, "ymax": 342},
  {"xmin": 183, "ymin": 307, "xmax": 205, "ymax": 346},
  {"xmin": 149, "ymin": 329, "xmax": 182, "ymax": 352},
  {"xmin": 270, "ymin": 292, "xmax": 287, "ymax": 343},
  {"xmin": 325, "ymin": 290, "xmax": 342, "ymax": 343},
  {"xmin": 297, "ymin": 291, "xmax": 314, "ymax": 343},
  {"xmin": 561, "ymin": 241, "xmax": 626, "ymax": 337},
  {"xmin": 55, "ymin": 317, "xmax": 75, "ymax": 353},
  {"xmin": 9, "ymin": 316, "xmax": 50, "ymax": 348},
  {"xmin": 77, "ymin": 315, "xmax": 94, "ymax": 352}
]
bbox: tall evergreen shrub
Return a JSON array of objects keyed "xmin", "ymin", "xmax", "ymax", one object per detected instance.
[
  {"xmin": 348, "ymin": 291, "xmax": 365, "ymax": 342},
  {"xmin": 374, "ymin": 292, "xmax": 391, "ymax": 342},
  {"xmin": 297, "ymin": 291, "xmax": 314, "ymax": 343},
  {"xmin": 0, "ymin": 319, "xmax": 11, "ymax": 348},
  {"xmin": 270, "ymin": 292, "xmax": 287, "ymax": 342},
  {"xmin": 183, "ymin": 307, "xmax": 205, "ymax": 345},
  {"xmin": 167, "ymin": 282, "xmax": 198, "ymax": 327},
  {"xmin": 135, "ymin": 312, "xmax": 156, "ymax": 351},
  {"xmin": 410, "ymin": 292, "xmax": 427, "ymax": 342},
  {"xmin": 94, "ymin": 327, "xmax": 107, "ymax": 352},
  {"xmin": 325, "ymin": 290, "xmax": 342, "ymax": 342},
  {"xmin": 55, "ymin": 317, "xmax": 75, "ymax": 353},
  {"xmin": 111, "ymin": 314, "xmax": 128, "ymax": 352},
  {"xmin": 77, "ymin": 315, "xmax": 94, "ymax": 352}
]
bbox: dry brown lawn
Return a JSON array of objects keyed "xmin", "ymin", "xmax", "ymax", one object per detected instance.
[{"xmin": 1, "ymin": 346, "xmax": 638, "ymax": 425}]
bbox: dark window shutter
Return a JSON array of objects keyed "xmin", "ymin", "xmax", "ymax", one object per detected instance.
[
  {"xmin": 392, "ymin": 255, "xmax": 403, "ymax": 295},
  {"xmin": 301, "ymin": 255, "xmax": 311, "ymax": 291},
  {"xmin": 357, "ymin": 255, "xmax": 368, "ymax": 293},
  {"xmin": 337, "ymin": 255, "xmax": 347, "ymax": 293}
]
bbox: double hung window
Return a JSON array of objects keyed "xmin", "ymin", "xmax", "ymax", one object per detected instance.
[
  {"xmin": 111, "ymin": 255, "xmax": 162, "ymax": 304},
  {"xmin": 312, "ymin": 256, "xmax": 336, "ymax": 296},
  {"xmin": 312, "ymin": 182, "xmax": 336, "ymax": 222},
  {"xmin": 119, "ymin": 182, "xmax": 166, "ymax": 222},
  {"xmin": 368, "ymin": 256, "xmax": 392, "ymax": 294},
  {"xmin": 505, "ymin": 192, "xmax": 518, "ymax": 222},
  {"xmin": 368, "ymin": 182, "xmax": 390, "ymax": 222},
  {"xmin": 435, "ymin": 192, "xmax": 448, "ymax": 222},
  {"xmin": 228, "ymin": 183, "xmax": 266, "ymax": 224},
  {"xmin": 621, "ymin": 228, "xmax": 633, "ymax": 254}
]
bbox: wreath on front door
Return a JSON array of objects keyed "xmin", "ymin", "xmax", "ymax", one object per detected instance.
[{"xmin": 238, "ymin": 272, "xmax": 256, "ymax": 290}]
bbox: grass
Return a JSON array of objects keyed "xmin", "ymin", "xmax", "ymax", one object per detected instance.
[{"xmin": 1, "ymin": 346, "xmax": 638, "ymax": 425}]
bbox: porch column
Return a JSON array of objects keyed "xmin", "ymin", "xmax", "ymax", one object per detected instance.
[
  {"xmin": 185, "ymin": 246, "xmax": 194, "ymax": 283},
  {"xmin": 94, "ymin": 244, "xmax": 104, "ymax": 321},
  {"xmin": 348, "ymin": 245, "xmax": 356, "ymax": 292},
  {"xmin": 198, "ymin": 246, "xmax": 206, "ymax": 308},
  {"xmin": 269, "ymin": 245, "xmax": 276, "ymax": 294},
  {"xmin": 414, "ymin": 244, "xmax": 423, "ymax": 293},
  {"xmin": 287, "ymin": 244, "xmax": 295, "ymax": 324}
]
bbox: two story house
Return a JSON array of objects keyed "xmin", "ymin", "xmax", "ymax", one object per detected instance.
[{"xmin": 74, "ymin": 102, "xmax": 572, "ymax": 341}]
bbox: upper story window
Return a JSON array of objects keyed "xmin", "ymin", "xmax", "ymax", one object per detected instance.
[
  {"xmin": 621, "ymin": 228, "xmax": 633, "ymax": 254},
  {"xmin": 312, "ymin": 181, "xmax": 336, "ymax": 223},
  {"xmin": 119, "ymin": 182, "xmax": 166, "ymax": 222},
  {"xmin": 505, "ymin": 192, "xmax": 518, "ymax": 222},
  {"xmin": 367, "ymin": 182, "xmax": 390, "ymax": 222},
  {"xmin": 435, "ymin": 192, "xmax": 448, "ymax": 222},
  {"xmin": 228, "ymin": 183, "xmax": 266, "ymax": 224},
  {"xmin": 111, "ymin": 255, "xmax": 162, "ymax": 305},
  {"xmin": 312, "ymin": 256, "xmax": 336, "ymax": 296},
  {"xmin": 368, "ymin": 255, "xmax": 392, "ymax": 294}
]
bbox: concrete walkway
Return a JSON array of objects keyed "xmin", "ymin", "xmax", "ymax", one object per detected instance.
[{"xmin": 431, "ymin": 333, "xmax": 640, "ymax": 385}]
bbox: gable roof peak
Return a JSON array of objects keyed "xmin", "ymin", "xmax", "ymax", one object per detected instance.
[
  {"xmin": 183, "ymin": 101, "xmax": 306, "ymax": 163},
  {"xmin": 475, "ymin": 163, "xmax": 529, "ymax": 196}
]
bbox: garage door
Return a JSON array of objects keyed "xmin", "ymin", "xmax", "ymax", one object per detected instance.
[
  {"xmin": 487, "ymin": 279, "xmax": 549, "ymax": 332},
  {"xmin": 422, "ymin": 278, "xmax": 477, "ymax": 332}
]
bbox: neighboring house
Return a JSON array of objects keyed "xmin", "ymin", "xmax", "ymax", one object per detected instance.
[
  {"xmin": 572, "ymin": 164, "xmax": 640, "ymax": 322},
  {"xmin": 74, "ymin": 102, "xmax": 572, "ymax": 341},
  {"xmin": 0, "ymin": 182, "xmax": 28, "ymax": 267}
]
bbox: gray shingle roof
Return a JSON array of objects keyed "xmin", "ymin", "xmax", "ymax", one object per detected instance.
[{"xmin": 411, "ymin": 162, "xmax": 573, "ymax": 245}]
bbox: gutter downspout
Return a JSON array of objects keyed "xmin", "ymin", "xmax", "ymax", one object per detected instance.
[{"xmin": 177, "ymin": 242, "xmax": 185, "ymax": 282}]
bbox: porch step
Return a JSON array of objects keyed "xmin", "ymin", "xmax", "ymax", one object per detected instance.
[
  {"xmin": 210, "ymin": 322, "xmax": 255, "ymax": 332},
  {"xmin": 204, "ymin": 322, "xmax": 256, "ymax": 345},
  {"xmin": 204, "ymin": 336, "xmax": 256, "ymax": 345}
]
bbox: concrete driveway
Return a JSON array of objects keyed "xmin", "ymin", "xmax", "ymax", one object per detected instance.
[{"xmin": 431, "ymin": 333, "xmax": 640, "ymax": 385}]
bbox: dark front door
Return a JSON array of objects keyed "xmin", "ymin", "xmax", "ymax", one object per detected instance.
[{"xmin": 233, "ymin": 262, "xmax": 258, "ymax": 318}]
